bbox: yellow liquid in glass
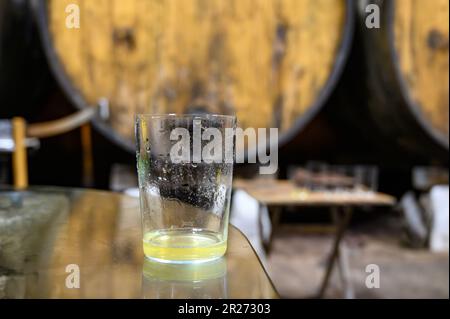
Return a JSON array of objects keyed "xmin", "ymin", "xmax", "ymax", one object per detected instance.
[{"xmin": 143, "ymin": 228, "xmax": 227, "ymax": 263}]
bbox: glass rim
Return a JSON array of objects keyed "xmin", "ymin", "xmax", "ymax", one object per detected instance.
[{"xmin": 135, "ymin": 113, "xmax": 236, "ymax": 120}]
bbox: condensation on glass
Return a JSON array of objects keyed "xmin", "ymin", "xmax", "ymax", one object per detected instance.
[{"xmin": 135, "ymin": 114, "xmax": 236, "ymax": 263}]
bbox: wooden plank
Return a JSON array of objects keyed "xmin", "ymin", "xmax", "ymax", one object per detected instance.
[
  {"xmin": 233, "ymin": 179, "xmax": 396, "ymax": 206},
  {"xmin": 12, "ymin": 117, "xmax": 28, "ymax": 189}
]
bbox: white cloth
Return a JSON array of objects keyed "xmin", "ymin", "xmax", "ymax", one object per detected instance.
[
  {"xmin": 400, "ymin": 191, "xmax": 427, "ymax": 241},
  {"xmin": 429, "ymin": 185, "xmax": 449, "ymax": 252},
  {"xmin": 230, "ymin": 190, "xmax": 272, "ymax": 265}
]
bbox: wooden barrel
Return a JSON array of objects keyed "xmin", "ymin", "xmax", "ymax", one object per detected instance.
[
  {"xmin": 359, "ymin": 0, "xmax": 449, "ymax": 157},
  {"xmin": 33, "ymin": 0, "xmax": 354, "ymax": 152}
]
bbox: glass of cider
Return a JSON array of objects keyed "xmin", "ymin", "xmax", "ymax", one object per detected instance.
[{"xmin": 135, "ymin": 114, "xmax": 235, "ymax": 263}]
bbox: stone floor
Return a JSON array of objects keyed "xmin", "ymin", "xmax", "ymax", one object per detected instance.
[{"xmin": 265, "ymin": 215, "xmax": 449, "ymax": 299}]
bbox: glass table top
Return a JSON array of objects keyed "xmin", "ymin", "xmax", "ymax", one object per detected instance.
[{"xmin": 0, "ymin": 187, "xmax": 278, "ymax": 299}]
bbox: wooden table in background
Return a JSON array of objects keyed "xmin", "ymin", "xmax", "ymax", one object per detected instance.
[
  {"xmin": 233, "ymin": 179, "xmax": 396, "ymax": 299},
  {"xmin": 0, "ymin": 187, "xmax": 278, "ymax": 299}
]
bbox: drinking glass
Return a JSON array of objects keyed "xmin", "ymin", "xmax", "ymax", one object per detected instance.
[
  {"xmin": 363, "ymin": 165, "xmax": 379, "ymax": 195},
  {"xmin": 353, "ymin": 165, "xmax": 379, "ymax": 195},
  {"xmin": 288, "ymin": 166, "xmax": 310, "ymax": 190},
  {"xmin": 353, "ymin": 165, "xmax": 366, "ymax": 194},
  {"xmin": 332, "ymin": 165, "xmax": 353, "ymax": 195},
  {"xmin": 306, "ymin": 161, "xmax": 328, "ymax": 192},
  {"xmin": 135, "ymin": 114, "xmax": 236, "ymax": 263}
]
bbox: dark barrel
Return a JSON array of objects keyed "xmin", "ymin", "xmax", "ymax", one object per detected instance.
[
  {"xmin": 357, "ymin": 0, "xmax": 449, "ymax": 159},
  {"xmin": 0, "ymin": 0, "xmax": 49, "ymax": 120}
]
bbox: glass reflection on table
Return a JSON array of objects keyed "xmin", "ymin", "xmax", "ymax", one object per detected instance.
[{"xmin": 142, "ymin": 257, "xmax": 227, "ymax": 299}]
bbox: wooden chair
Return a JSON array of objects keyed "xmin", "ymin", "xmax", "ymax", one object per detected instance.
[{"xmin": 7, "ymin": 106, "xmax": 101, "ymax": 189}]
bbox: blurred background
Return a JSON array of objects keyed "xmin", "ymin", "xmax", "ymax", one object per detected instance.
[{"xmin": 0, "ymin": 0, "xmax": 448, "ymax": 298}]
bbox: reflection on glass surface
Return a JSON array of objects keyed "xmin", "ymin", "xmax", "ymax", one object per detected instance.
[{"xmin": 142, "ymin": 257, "xmax": 227, "ymax": 299}]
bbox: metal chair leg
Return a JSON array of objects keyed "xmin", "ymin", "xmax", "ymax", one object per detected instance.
[
  {"xmin": 81, "ymin": 123, "xmax": 94, "ymax": 187},
  {"xmin": 336, "ymin": 238, "xmax": 355, "ymax": 299},
  {"xmin": 317, "ymin": 207, "xmax": 352, "ymax": 298}
]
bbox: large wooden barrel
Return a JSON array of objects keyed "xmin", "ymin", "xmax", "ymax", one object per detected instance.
[
  {"xmin": 33, "ymin": 0, "xmax": 354, "ymax": 152},
  {"xmin": 359, "ymin": 0, "xmax": 449, "ymax": 158}
]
